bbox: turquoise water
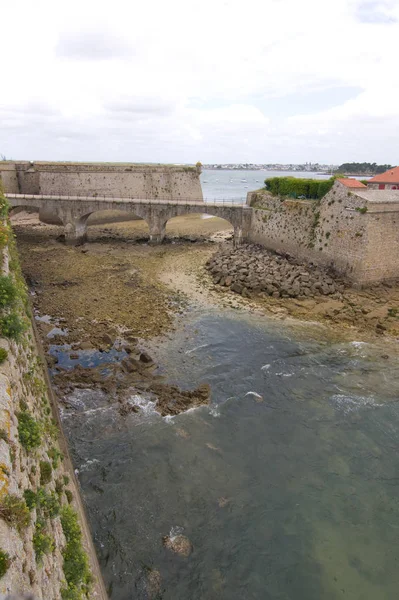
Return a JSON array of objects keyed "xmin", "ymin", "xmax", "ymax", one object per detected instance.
[{"xmin": 60, "ymin": 308, "xmax": 399, "ymax": 599}]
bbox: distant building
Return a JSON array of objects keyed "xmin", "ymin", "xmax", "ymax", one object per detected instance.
[{"xmin": 368, "ymin": 166, "xmax": 399, "ymax": 190}]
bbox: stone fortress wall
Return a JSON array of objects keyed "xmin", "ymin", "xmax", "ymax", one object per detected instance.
[
  {"xmin": 0, "ymin": 161, "xmax": 204, "ymax": 226},
  {"xmin": 0, "ymin": 234, "xmax": 107, "ymax": 599},
  {"xmin": 248, "ymin": 180, "xmax": 399, "ymax": 285},
  {"xmin": 0, "ymin": 162, "xmax": 204, "ymax": 200}
]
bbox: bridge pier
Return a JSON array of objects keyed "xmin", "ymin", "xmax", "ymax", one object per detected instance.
[
  {"xmin": 148, "ymin": 216, "xmax": 166, "ymax": 244},
  {"xmin": 64, "ymin": 219, "xmax": 88, "ymax": 246},
  {"xmin": 234, "ymin": 226, "xmax": 243, "ymax": 246}
]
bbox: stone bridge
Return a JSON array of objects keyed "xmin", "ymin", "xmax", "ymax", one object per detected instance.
[{"xmin": 6, "ymin": 194, "xmax": 252, "ymax": 245}]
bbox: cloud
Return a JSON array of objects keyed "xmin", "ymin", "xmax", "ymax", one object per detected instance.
[
  {"xmin": 104, "ymin": 96, "xmax": 178, "ymax": 116},
  {"xmin": 56, "ymin": 29, "xmax": 136, "ymax": 60},
  {"xmin": 1, "ymin": 0, "xmax": 399, "ymax": 163},
  {"xmin": 354, "ymin": 0, "xmax": 397, "ymax": 23}
]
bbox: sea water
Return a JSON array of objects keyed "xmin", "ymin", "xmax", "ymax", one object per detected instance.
[{"xmin": 61, "ymin": 308, "xmax": 399, "ymax": 599}]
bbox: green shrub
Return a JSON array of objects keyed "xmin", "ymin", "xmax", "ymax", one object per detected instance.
[
  {"xmin": 43, "ymin": 418, "xmax": 58, "ymax": 440},
  {"xmin": 24, "ymin": 488, "xmax": 60, "ymax": 518},
  {"xmin": 65, "ymin": 489, "xmax": 73, "ymax": 504},
  {"xmin": 24, "ymin": 489, "xmax": 38, "ymax": 511},
  {"xmin": 17, "ymin": 411, "xmax": 41, "ymax": 451},
  {"xmin": 63, "ymin": 475, "xmax": 70, "ymax": 486},
  {"xmin": 0, "ymin": 549, "xmax": 10, "ymax": 578},
  {"xmin": 55, "ymin": 478, "xmax": 64, "ymax": 496},
  {"xmin": 37, "ymin": 489, "xmax": 60, "ymax": 518},
  {"xmin": 40, "ymin": 461, "xmax": 52, "ymax": 485},
  {"xmin": 33, "ymin": 521, "xmax": 54, "ymax": 562},
  {"xmin": 48, "ymin": 447, "xmax": 62, "ymax": 469},
  {"xmin": 0, "ymin": 313, "xmax": 27, "ymax": 340},
  {"xmin": 0, "ymin": 348, "xmax": 7, "ymax": 364},
  {"xmin": 60, "ymin": 506, "xmax": 91, "ymax": 596},
  {"xmin": 0, "ymin": 276, "xmax": 17, "ymax": 308},
  {"xmin": 0, "ymin": 494, "xmax": 30, "ymax": 531},
  {"xmin": 264, "ymin": 176, "xmax": 336, "ymax": 200},
  {"xmin": 0, "ymin": 429, "xmax": 8, "ymax": 443}
]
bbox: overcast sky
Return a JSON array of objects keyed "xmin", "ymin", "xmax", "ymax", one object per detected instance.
[{"xmin": 1, "ymin": 0, "xmax": 398, "ymax": 164}]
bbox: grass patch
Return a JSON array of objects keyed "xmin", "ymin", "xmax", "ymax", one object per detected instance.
[
  {"xmin": 0, "ymin": 313, "xmax": 27, "ymax": 340},
  {"xmin": 33, "ymin": 520, "xmax": 54, "ymax": 563},
  {"xmin": 48, "ymin": 447, "xmax": 63, "ymax": 469},
  {"xmin": 60, "ymin": 506, "xmax": 92, "ymax": 598},
  {"xmin": 17, "ymin": 410, "xmax": 41, "ymax": 451},
  {"xmin": 0, "ymin": 348, "xmax": 8, "ymax": 364},
  {"xmin": 0, "ymin": 494, "xmax": 30, "ymax": 531},
  {"xmin": 0, "ymin": 276, "xmax": 17, "ymax": 308},
  {"xmin": 24, "ymin": 488, "xmax": 61, "ymax": 519},
  {"xmin": 0, "ymin": 549, "xmax": 10, "ymax": 578},
  {"xmin": 39, "ymin": 460, "xmax": 52, "ymax": 485}
]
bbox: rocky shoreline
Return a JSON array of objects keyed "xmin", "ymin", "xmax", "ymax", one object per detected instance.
[
  {"xmin": 206, "ymin": 244, "xmax": 345, "ymax": 299},
  {"xmin": 48, "ymin": 334, "xmax": 211, "ymax": 418}
]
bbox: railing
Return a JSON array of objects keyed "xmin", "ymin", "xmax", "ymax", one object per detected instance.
[{"xmin": 5, "ymin": 193, "xmax": 249, "ymax": 208}]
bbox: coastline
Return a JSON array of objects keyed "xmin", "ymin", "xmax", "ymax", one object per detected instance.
[{"xmin": 12, "ymin": 213, "xmax": 399, "ymax": 355}]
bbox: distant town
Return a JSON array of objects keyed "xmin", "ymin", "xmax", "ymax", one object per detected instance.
[
  {"xmin": 203, "ymin": 163, "xmax": 337, "ymax": 172},
  {"xmin": 202, "ymin": 162, "xmax": 394, "ymax": 175}
]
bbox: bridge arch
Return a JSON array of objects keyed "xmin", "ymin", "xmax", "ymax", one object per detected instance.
[
  {"xmin": 75, "ymin": 209, "xmax": 150, "ymax": 243},
  {"xmin": 164, "ymin": 212, "xmax": 233, "ymax": 241}
]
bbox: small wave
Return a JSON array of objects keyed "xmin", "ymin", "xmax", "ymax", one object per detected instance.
[
  {"xmin": 163, "ymin": 403, "xmax": 207, "ymax": 422},
  {"xmin": 169, "ymin": 525, "xmax": 184, "ymax": 539},
  {"xmin": 330, "ymin": 393, "xmax": 383, "ymax": 415},
  {"xmin": 79, "ymin": 458, "xmax": 100, "ymax": 472},
  {"xmin": 209, "ymin": 406, "xmax": 221, "ymax": 418},
  {"xmin": 185, "ymin": 343, "xmax": 208, "ymax": 354},
  {"xmin": 261, "ymin": 364, "xmax": 271, "ymax": 371},
  {"xmin": 245, "ymin": 391, "xmax": 263, "ymax": 401},
  {"xmin": 80, "ymin": 406, "xmax": 114, "ymax": 416},
  {"xmin": 130, "ymin": 394, "xmax": 158, "ymax": 416},
  {"xmin": 275, "ymin": 372, "xmax": 294, "ymax": 377}
]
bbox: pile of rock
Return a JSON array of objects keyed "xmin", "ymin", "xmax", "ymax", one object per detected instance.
[{"xmin": 206, "ymin": 244, "xmax": 345, "ymax": 299}]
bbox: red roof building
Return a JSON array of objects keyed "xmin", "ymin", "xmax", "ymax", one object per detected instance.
[
  {"xmin": 337, "ymin": 178, "xmax": 367, "ymax": 188},
  {"xmin": 368, "ymin": 166, "xmax": 399, "ymax": 190}
]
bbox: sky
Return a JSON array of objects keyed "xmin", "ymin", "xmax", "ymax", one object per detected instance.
[{"xmin": 1, "ymin": 0, "xmax": 399, "ymax": 164}]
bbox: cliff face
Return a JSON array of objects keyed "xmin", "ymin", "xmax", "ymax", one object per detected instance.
[{"xmin": 0, "ymin": 194, "xmax": 106, "ymax": 599}]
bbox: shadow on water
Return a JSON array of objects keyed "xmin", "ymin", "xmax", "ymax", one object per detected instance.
[{"xmin": 60, "ymin": 309, "xmax": 399, "ymax": 599}]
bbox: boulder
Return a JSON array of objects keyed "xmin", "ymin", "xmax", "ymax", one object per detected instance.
[
  {"xmin": 139, "ymin": 351, "xmax": 154, "ymax": 364},
  {"xmin": 231, "ymin": 282, "xmax": 243, "ymax": 294},
  {"xmin": 121, "ymin": 357, "xmax": 141, "ymax": 373},
  {"xmin": 163, "ymin": 535, "xmax": 193, "ymax": 557}
]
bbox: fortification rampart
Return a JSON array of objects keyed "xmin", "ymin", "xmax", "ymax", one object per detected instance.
[
  {"xmin": 248, "ymin": 181, "xmax": 399, "ymax": 285},
  {"xmin": 0, "ymin": 162, "xmax": 203, "ymax": 200},
  {"xmin": 0, "ymin": 162, "xmax": 204, "ymax": 225}
]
